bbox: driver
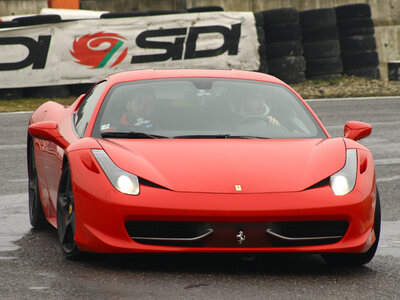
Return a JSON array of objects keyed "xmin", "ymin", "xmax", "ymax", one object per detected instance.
[
  {"xmin": 230, "ymin": 95, "xmax": 280, "ymax": 125},
  {"xmin": 120, "ymin": 88, "xmax": 156, "ymax": 129}
]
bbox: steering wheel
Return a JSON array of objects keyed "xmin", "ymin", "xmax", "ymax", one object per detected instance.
[{"xmin": 238, "ymin": 116, "xmax": 271, "ymax": 125}]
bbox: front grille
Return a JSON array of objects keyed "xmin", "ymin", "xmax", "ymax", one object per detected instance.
[{"xmin": 125, "ymin": 220, "xmax": 348, "ymax": 247}]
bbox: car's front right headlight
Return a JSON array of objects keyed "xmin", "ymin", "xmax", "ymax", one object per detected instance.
[
  {"xmin": 91, "ymin": 149, "xmax": 140, "ymax": 195},
  {"xmin": 329, "ymin": 149, "xmax": 357, "ymax": 196}
]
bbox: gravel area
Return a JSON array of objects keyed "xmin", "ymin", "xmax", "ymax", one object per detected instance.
[{"xmin": 292, "ymin": 76, "xmax": 400, "ymax": 99}]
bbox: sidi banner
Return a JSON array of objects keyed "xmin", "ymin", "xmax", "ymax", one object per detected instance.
[{"xmin": 0, "ymin": 12, "xmax": 261, "ymax": 88}]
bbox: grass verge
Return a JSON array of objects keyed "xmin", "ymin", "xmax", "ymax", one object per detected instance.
[{"xmin": 0, "ymin": 97, "xmax": 76, "ymax": 113}]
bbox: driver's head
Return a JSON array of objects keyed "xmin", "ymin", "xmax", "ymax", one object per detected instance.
[{"xmin": 126, "ymin": 88, "xmax": 155, "ymax": 116}]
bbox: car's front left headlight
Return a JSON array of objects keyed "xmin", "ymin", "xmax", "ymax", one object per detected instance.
[
  {"xmin": 91, "ymin": 149, "xmax": 140, "ymax": 195},
  {"xmin": 330, "ymin": 149, "xmax": 357, "ymax": 196}
]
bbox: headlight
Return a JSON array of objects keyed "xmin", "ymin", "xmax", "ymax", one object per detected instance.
[
  {"xmin": 91, "ymin": 149, "xmax": 140, "ymax": 195},
  {"xmin": 330, "ymin": 149, "xmax": 357, "ymax": 196}
]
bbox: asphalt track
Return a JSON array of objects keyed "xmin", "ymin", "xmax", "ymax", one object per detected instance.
[{"xmin": 0, "ymin": 97, "xmax": 399, "ymax": 299}]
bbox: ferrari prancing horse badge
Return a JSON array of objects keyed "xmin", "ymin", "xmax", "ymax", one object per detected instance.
[{"xmin": 236, "ymin": 230, "xmax": 246, "ymax": 244}]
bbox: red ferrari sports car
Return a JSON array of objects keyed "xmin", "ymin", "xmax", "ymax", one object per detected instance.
[{"xmin": 28, "ymin": 69, "xmax": 380, "ymax": 265}]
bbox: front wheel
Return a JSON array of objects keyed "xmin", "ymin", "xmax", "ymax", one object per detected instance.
[
  {"xmin": 57, "ymin": 163, "xmax": 81, "ymax": 260},
  {"xmin": 28, "ymin": 137, "xmax": 48, "ymax": 229},
  {"xmin": 322, "ymin": 190, "xmax": 381, "ymax": 266}
]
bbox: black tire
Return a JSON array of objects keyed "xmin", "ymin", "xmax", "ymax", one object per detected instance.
[
  {"xmin": 299, "ymin": 8, "xmax": 336, "ymax": 28},
  {"xmin": 187, "ymin": 6, "xmax": 224, "ymax": 12},
  {"xmin": 335, "ymin": 4, "xmax": 371, "ymax": 21},
  {"xmin": 273, "ymin": 72, "xmax": 306, "ymax": 84},
  {"xmin": 302, "ymin": 25, "xmax": 340, "ymax": 42},
  {"xmin": 322, "ymin": 189, "xmax": 381, "ymax": 266},
  {"xmin": 57, "ymin": 164, "xmax": 81, "ymax": 260},
  {"xmin": 254, "ymin": 12, "xmax": 265, "ymax": 29},
  {"xmin": 388, "ymin": 62, "xmax": 400, "ymax": 81},
  {"xmin": 344, "ymin": 67, "xmax": 380, "ymax": 79},
  {"xmin": 267, "ymin": 56, "xmax": 306, "ymax": 73},
  {"xmin": 258, "ymin": 42, "xmax": 268, "ymax": 73},
  {"xmin": 28, "ymin": 137, "xmax": 49, "ymax": 229},
  {"xmin": 340, "ymin": 35, "xmax": 376, "ymax": 53},
  {"xmin": 306, "ymin": 57, "xmax": 343, "ymax": 76},
  {"xmin": 303, "ymin": 40, "xmax": 340, "ymax": 59},
  {"xmin": 260, "ymin": 8, "xmax": 299, "ymax": 25},
  {"xmin": 255, "ymin": 21, "xmax": 268, "ymax": 73},
  {"xmin": 339, "ymin": 27, "xmax": 375, "ymax": 37},
  {"xmin": 266, "ymin": 41, "xmax": 303, "ymax": 58},
  {"xmin": 100, "ymin": 11, "xmax": 148, "ymax": 18},
  {"xmin": 24, "ymin": 85, "xmax": 70, "ymax": 98},
  {"xmin": 258, "ymin": 62, "xmax": 269, "ymax": 74},
  {"xmin": 265, "ymin": 24, "xmax": 302, "ymax": 43},
  {"xmin": 342, "ymin": 51, "xmax": 379, "ymax": 69},
  {"xmin": 14, "ymin": 14, "xmax": 61, "ymax": 26},
  {"xmin": 337, "ymin": 17, "xmax": 374, "ymax": 30}
]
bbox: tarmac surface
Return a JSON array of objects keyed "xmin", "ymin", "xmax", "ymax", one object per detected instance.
[{"xmin": 0, "ymin": 97, "xmax": 399, "ymax": 299}]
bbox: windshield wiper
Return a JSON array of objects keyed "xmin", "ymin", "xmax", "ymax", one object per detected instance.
[
  {"xmin": 232, "ymin": 135, "xmax": 270, "ymax": 139},
  {"xmin": 101, "ymin": 131, "xmax": 168, "ymax": 139},
  {"xmin": 173, "ymin": 134, "xmax": 269, "ymax": 139},
  {"xmin": 174, "ymin": 134, "xmax": 231, "ymax": 139}
]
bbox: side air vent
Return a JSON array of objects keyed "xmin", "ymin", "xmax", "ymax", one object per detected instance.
[
  {"xmin": 126, "ymin": 221, "xmax": 213, "ymax": 246},
  {"xmin": 266, "ymin": 220, "xmax": 348, "ymax": 246}
]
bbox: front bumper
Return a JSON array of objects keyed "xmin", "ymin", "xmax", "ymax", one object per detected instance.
[{"xmin": 71, "ymin": 173, "xmax": 376, "ymax": 254}]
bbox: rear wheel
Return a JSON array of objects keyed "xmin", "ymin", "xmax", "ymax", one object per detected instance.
[
  {"xmin": 28, "ymin": 137, "xmax": 48, "ymax": 229},
  {"xmin": 322, "ymin": 190, "xmax": 381, "ymax": 266},
  {"xmin": 57, "ymin": 164, "xmax": 81, "ymax": 260}
]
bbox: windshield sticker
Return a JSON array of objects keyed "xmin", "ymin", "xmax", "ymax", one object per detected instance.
[{"xmin": 101, "ymin": 124, "xmax": 111, "ymax": 131}]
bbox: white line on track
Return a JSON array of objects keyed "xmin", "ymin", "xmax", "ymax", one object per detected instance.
[
  {"xmin": 8, "ymin": 179, "xmax": 28, "ymax": 183},
  {"xmin": 306, "ymin": 96, "xmax": 400, "ymax": 102},
  {"xmin": 374, "ymin": 158, "xmax": 400, "ymax": 165},
  {"xmin": 377, "ymin": 175, "xmax": 400, "ymax": 183},
  {"xmin": 325, "ymin": 121, "xmax": 400, "ymax": 130},
  {"xmin": 367, "ymin": 121, "xmax": 400, "ymax": 126},
  {"xmin": 0, "ymin": 144, "xmax": 25, "ymax": 150},
  {"xmin": 0, "ymin": 111, "xmax": 33, "ymax": 115}
]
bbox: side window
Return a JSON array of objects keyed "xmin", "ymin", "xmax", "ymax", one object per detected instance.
[{"xmin": 75, "ymin": 81, "xmax": 107, "ymax": 136}]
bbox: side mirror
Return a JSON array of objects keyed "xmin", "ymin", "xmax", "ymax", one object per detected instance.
[
  {"xmin": 29, "ymin": 121, "xmax": 70, "ymax": 149},
  {"xmin": 344, "ymin": 121, "xmax": 372, "ymax": 141}
]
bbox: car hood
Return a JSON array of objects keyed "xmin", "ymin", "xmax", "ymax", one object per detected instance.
[{"xmin": 97, "ymin": 138, "xmax": 346, "ymax": 193}]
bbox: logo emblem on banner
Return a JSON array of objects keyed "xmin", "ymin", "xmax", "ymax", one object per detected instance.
[{"xmin": 70, "ymin": 32, "xmax": 128, "ymax": 69}]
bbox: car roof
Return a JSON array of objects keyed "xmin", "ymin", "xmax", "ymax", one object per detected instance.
[{"xmin": 106, "ymin": 69, "xmax": 285, "ymax": 86}]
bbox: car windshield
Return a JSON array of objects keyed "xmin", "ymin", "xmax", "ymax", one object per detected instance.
[{"xmin": 93, "ymin": 78, "xmax": 326, "ymax": 139}]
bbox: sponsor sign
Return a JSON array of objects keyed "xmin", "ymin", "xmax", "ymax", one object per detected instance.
[{"xmin": 0, "ymin": 12, "xmax": 260, "ymax": 88}]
